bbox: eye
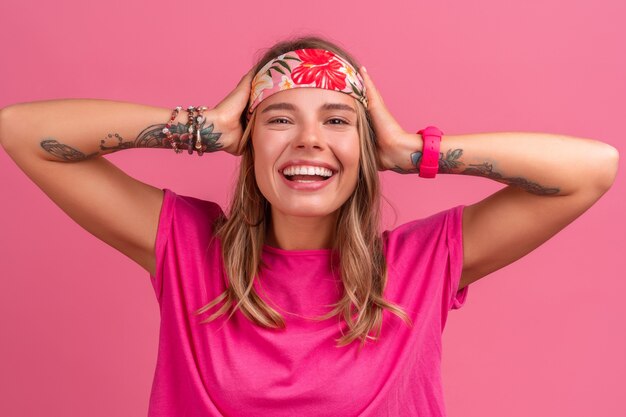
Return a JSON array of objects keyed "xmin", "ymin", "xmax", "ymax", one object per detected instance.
[
  {"xmin": 327, "ymin": 118, "xmax": 349, "ymax": 125},
  {"xmin": 268, "ymin": 117, "xmax": 291, "ymax": 124}
]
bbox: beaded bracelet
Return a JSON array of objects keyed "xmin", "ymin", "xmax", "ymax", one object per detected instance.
[
  {"xmin": 194, "ymin": 106, "xmax": 208, "ymax": 156},
  {"xmin": 162, "ymin": 106, "xmax": 183, "ymax": 153},
  {"xmin": 162, "ymin": 105, "xmax": 209, "ymax": 156},
  {"xmin": 185, "ymin": 106, "xmax": 197, "ymax": 155}
]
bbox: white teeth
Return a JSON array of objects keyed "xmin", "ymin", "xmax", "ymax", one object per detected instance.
[{"xmin": 282, "ymin": 165, "xmax": 333, "ymax": 177}]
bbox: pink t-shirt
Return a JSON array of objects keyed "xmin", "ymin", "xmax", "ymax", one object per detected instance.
[{"xmin": 148, "ymin": 188, "xmax": 469, "ymax": 416}]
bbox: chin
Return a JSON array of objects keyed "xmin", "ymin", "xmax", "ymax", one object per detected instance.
[{"xmin": 272, "ymin": 201, "xmax": 342, "ymax": 218}]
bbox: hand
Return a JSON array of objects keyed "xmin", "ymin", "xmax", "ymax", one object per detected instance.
[
  {"xmin": 359, "ymin": 67, "xmax": 422, "ymax": 172},
  {"xmin": 212, "ymin": 68, "xmax": 255, "ymax": 156}
]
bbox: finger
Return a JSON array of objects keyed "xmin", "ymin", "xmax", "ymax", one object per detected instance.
[
  {"xmin": 359, "ymin": 66, "xmax": 385, "ymax": 109},
  {"xmin": 239, "ymin": 68, "xmax": 255, "ymax": 86},
  {"xmin": 227, "ymin": 69, "xmax": 253, "ymax": 99},
  {"xmin": 359, "ymin": 67, "xmax": 395, "ymax": 124},
  {"xmin": 244, "ymin": 68, "xmax": 254, "ymax": 81},
  {"xmin": 359, "ymin": 67, "xmax": 404, "ymax": 138},
  {"xmin": 224, "ymin": 69, "xmax": 253, "ymax": 102}
]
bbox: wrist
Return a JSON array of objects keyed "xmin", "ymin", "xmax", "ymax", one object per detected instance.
[
  {"xmin": 204, "ymin": 108, "xmax": 233, "ymax": 153},
  {"xmin": 165, "ymin": 106, "xmax": 226, "ymax": 155},
  {"xmin": 387, "ymin": 133, "xmax": 423, "ymax": 172},
  {"xmin": 417, "ymin": 126, "xmax": 444, "ymax": 178}
]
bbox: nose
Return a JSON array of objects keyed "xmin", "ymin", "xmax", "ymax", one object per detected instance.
[{"xmin": 293, "ymin": 122, "xmax": 325, "ymax": 150}]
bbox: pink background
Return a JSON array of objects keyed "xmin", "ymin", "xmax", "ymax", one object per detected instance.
[{"xmin": 1, "ymin": 1, "xmax": 624, "ymax": 416}]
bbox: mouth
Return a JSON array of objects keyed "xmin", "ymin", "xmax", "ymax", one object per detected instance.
[{"xmin": 279, "ymin": 167, "xmax": 337, "ymax": 183}]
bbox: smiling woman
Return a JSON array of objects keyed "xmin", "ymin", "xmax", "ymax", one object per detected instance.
[
  {"xmin": 254, "ymin": 89, "xmax": 360, "ymax": 216},
  {"xmin": 0, "ymin": 31, "xmax": 617, "ymax": 417},
  {"xmin": 205, "ymin": 40, "xmax": 409, "ymax": 350}
]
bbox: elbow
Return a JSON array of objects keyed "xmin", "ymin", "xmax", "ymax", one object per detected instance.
[
  {"xmin": 0, "ymin": 107, "xmax": 7, "ymax": 148},
  {"xmin": 0, "ymin": 105, "xmax": 26, "ymax": 156},
  {"xmin": 590, "ymin": 143, "xmax": 619, "ymax": 193},
  {"xmin": 0, "ymin": 105, "xmax": 16, "ymax": 153}
]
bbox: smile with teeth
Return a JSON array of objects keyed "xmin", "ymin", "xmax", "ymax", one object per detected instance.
[{"xmin": 281, "ymin": 165, "xmax": 335, "ymax": 182}]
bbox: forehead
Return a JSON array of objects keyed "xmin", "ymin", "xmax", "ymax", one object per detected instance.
[{"xmin": 257, "ymin": 88, "xmax": 356, "ymax": 112}]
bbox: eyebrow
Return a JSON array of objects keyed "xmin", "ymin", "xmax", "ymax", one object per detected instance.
[{"xmin": 260, "ymin": 102, "xmax": 356, "ymax": 114}]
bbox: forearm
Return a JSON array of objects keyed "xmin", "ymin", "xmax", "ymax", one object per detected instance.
[
  {"xmin": 392, "ymin": 132, "xmax": 619, "ymax": 196},
  {"xmin": 0, "ymin": 99, "xmax": 223, "ymax": 161}
]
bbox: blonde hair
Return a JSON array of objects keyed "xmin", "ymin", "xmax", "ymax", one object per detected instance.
[{"xmin": 195, "ymin": 35, "xmax": 412, "ymax": 349}]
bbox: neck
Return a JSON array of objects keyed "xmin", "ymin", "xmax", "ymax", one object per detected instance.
[{"xmin": 266, "ymin": 207, "xmax": 339, "ymax": 250}]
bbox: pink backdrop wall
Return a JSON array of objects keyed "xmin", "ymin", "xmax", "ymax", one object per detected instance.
[{"xmin": 1, "ymin": 1, "xmax": 624, "ymax": 416}]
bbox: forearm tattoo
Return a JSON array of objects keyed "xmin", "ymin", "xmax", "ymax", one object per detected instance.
[
  {"xmin": 392, "ymin": 148, "xmax": 560, "ymax": 195},
  {"xmin": 458, "ymin": 161, "xmax": 560, "ymax": 195},
  {"xmin": 391, "ymin": 148, "xmax": 462, "ymax": 175},
  {"xmin": 39, "ymin": 119, "xmax": 224, "ymax": 162},
  {"xmin": 40, "ymin": 139, "xmax": 99, "ymax": 162},
  {"xmin": 100, "ymin": 120, "xmax": 224, "ymax": 153}
]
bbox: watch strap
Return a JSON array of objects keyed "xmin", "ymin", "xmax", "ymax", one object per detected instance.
[{"xmin": 417, "ymin": 125, "xmax": 444, "ymax": 178}]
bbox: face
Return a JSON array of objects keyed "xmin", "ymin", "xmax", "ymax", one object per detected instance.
[{"xmin": 251, "ymin": 87, "xmax": 361, "ymax": 219}]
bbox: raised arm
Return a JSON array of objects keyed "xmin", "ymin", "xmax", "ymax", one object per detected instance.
[
  {"xmin": 0, "ymin": 72, "xmax": 252, "ymax": 276},
  {"xmin": 359, "ymin": 67, "xmax": 619, "ymax": 290},
  {"xmin": 390, "ymin": 132, "xmax": 618, "ymax": 289},
  {"xmin": 0, "ymin": 100, "xmax": 224, "ymax": 276}
]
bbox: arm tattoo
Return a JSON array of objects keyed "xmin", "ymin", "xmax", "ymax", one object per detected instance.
[
  {"xmin": 100, "ymin": 124, "xmax": 169, "ymax": 151},
  {"xmin": 391, "ymin": 148, "xmax": 463, "ymax": 174},
  {"xmin": 99, "ymin": 119, "xmax": 223, "ymax": 153},
  {"xmin": 39, "ymin": 118, "xmax": 224, "ymax": 162},
  {"xmin": 392, "ymin": 147, "xmax": 560, "ymax": 195},
  {"xmin": 460, "ymin": 162, "xmax": 560, "ymax": 195},
  {"xmin": 40, "ymin": 139, "xmax": 99, "ymax": 162},
  {"xmin": 390, "ymin": 152, "xmax": 422, "ymax": 174},
  {"xmin": 193, "ymin": 121, "xmax": 224, "ymax": 153}
]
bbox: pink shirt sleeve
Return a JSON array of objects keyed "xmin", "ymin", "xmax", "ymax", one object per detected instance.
[
  {"xmin": 149, "ymin": 188, "xmax": 224, "ymax": 304},
  {"xmin": 446, "ymin": 204, "xmax": 468, "ymax": 310},
  {"xmin": 382, "ymin": 204, "xmax": 468, "ymax": 328}
]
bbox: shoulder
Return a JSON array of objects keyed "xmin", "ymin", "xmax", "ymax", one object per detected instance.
[
  {"xmin": 160, "ymin": 188, "xmax": 225, "ymax": 229},
  {"xmin": 382, "ymin": 205, "xmax": 465, "ymax": 263},
  {"xmin": 150, "ymin": 190, "xmax": 226, "ymax": 303},
  {"xmin": 163, "ymin": 188, "xmax": 223, "ymax": 215},
  {"xmin": 383, "ymin": 205, "xmax": 464, "ymax": 245}
]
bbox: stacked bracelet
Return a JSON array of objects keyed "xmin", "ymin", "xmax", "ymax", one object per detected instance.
[{"xmin": 162, "ymin": 105, "xmax": 209, "ymax": 156}]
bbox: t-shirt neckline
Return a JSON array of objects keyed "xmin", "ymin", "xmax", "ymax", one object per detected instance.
[{"xmin": 262, "ymin": 244, "xmax": 338, "ymax": 256}]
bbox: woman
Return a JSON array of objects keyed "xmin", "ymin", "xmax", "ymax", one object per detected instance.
[{"xmin": 0, "ymin": 35, "xmax": 619, "ymax": 416}]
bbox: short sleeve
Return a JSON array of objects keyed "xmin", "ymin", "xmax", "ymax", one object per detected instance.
[
  {"xmin": 148, "ymin": 188, "xmax": 225, "ymax": 305},
  {"xmin": 382, "ymin": 203, "xmax": 470, "ymax": 324},
  {"xmin": 446, "ymin": 204, "xmax": 469, "ymax": 310},
  {"xmin": 149, "ymin": 188, "xmax": 176, "ymax": 304}
]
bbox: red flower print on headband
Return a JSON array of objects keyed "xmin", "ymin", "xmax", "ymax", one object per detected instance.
[{"xmin": 290, "ymin": 49, "xmax": 347, "ymax": 91}]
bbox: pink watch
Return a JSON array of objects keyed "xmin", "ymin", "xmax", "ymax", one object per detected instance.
[{"xmin": 417, "ymin": 125, "xmax": 444, "ymax": 178}]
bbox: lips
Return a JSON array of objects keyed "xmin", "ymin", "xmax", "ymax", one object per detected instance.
[
  {"xmin": 277, "ymin": 159, "xmax": 340, "ymax": 190},
  {"xmin": 279, "ymin": 160, "xmax": 337, "ymax": 182},
  {"xmin": 282, "ymin": 166, "xmax": 333, "ymax": 182}
]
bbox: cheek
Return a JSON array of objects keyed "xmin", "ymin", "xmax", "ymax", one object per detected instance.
[
  {"xmin": 252, "ymin": 131, "xmax": 284, "ymax": 163},
  {"xmin": 253, "ymin": 152, "xmax": 272, "ymax": 189},
  {"xmin": 251, "ymin": 138, "xmax": 281, "ymax": 197},
  {"xmin": 334, "ymin": 136, "xmax": 361, "ymax": 174}
]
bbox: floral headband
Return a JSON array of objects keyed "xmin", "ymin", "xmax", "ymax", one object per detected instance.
[{"xmin": 247, "ymin": 48, "xmax": 368, "ymax": 120}]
